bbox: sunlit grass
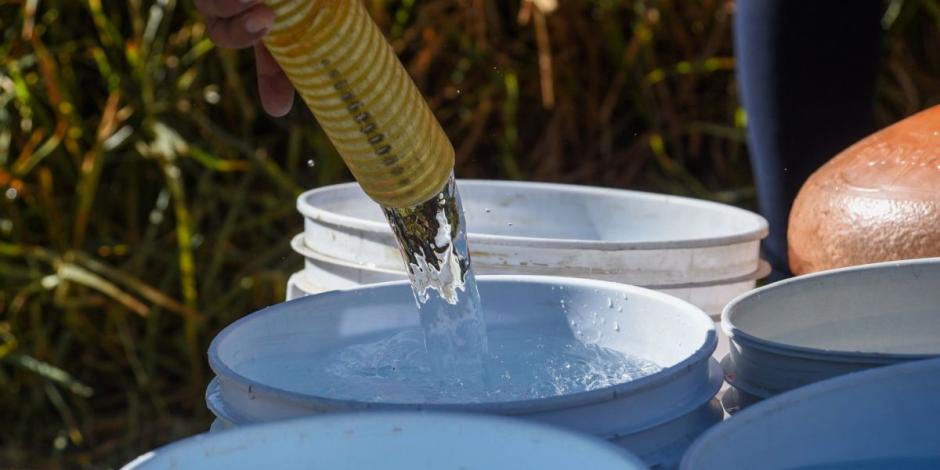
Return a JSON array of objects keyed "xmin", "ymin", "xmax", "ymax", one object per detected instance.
[{"xmin": 2, "ymin": 0, "xmax": 939, "ymax": 467}]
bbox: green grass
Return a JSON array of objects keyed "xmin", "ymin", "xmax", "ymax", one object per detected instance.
[{"xmin": 1, "ymin": 0, "xmax": 940, "ymax": 467}]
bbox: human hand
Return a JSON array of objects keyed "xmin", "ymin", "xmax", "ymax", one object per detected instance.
[{"xmin": 194, "ymin": 0, "xmax": 295, "ymax": 116}]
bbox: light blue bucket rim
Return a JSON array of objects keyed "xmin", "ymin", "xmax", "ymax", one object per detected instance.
[
  {"xmin": 682, "ymin": 356, "xmax": 940, "ymax": 468},
  {"xmin": 297, "ymin": 180, "xmax": 769, "ymax": 250},
  {"xmin": 206, "ymin": 357, "xmax": 725, "ymax": 437},
  {"xmin": 720, "ymin": 257, "xmax": 940, "ymax": 363},
  {"xmin": 124, "ymin": 411, "xmax": 649, "ymax": 469},
  {"xmin": 208, "ymin": 275, "xmax": 717, "ymax": 415}
]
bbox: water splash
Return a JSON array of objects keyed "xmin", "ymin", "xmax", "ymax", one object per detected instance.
[
  {"xmin": 290, "ymin": 327, "xmax": 663, "ymax": 403},
  {"xmin": 382, "ymin": 175, "xmax": 487, "ymax": 377}
]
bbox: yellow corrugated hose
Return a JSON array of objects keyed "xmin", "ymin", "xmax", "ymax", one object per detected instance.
[{"xmin": 262, "ymin": 0, "xmax": 454, "ymax": 208}]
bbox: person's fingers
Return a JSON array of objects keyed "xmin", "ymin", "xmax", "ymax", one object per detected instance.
[
  {"xmin": 194, "ymin": 0, "xmax": 259, "ymax": 19},
  {"xmin": 197, "ymin": 1, "xmax": 292, "ymax": 116},
  {"xmin": 255, "ymin": 43, "xmax": 295, "ymax": 117},
  {"xmin": 205, "ymin": 4, "xmax": 274, "ymax": 49}
]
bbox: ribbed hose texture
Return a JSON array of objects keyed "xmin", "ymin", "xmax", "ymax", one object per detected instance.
[{"xmin": 263, "ymin": 0, "xmax": 454, "ymax": 208}]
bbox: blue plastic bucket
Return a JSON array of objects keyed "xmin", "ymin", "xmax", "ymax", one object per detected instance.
[
  {"xmin": 683, "ymin": 357, "xmax": 940, "ymax": 469},
  {"xmin": 124, "ymin": 412, "xmax": 647, "ymax": 469},
  {"xmin": 207, "ymin": 276, "xmax": 722, "ymax": 468}
]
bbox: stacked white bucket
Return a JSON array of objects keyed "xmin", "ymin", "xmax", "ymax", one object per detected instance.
[
  {"xmin": 720, "ymin": 257, "xmax": 940, "ymax": 409},
  {"xmin": 288, "ymin": 180, "xmax": 769, "ymax": 357}
]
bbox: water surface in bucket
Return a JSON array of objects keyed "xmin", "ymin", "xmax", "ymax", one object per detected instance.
[
  {"xmin": 243, "ymin": 327, "xmax": 661, "ymax": 403},
  {"xmin": 382, "ymin": 176, "xmax": 488, "ymax": 377}
]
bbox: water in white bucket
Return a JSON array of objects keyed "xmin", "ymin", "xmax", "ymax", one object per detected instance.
[{"xmin": 238, "ymin": 326, "xmax": 662, "ymax": 404}]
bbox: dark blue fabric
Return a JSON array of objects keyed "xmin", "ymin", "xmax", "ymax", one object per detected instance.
[{"xmin": 734, "ymin": 0, "xmax": 885, "ymax": 280}]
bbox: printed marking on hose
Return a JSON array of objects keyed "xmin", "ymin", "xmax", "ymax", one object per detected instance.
[{"xmin": 320, "ymin": 62, "xmax": 408, "ymax": 178}]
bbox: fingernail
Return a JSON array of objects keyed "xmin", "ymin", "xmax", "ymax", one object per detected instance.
[{"xmin": 245, "ymin": 16, "xmax": 272, "ymax": 33}]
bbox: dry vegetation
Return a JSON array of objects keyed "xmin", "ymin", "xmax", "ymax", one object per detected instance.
[{"xmin": 1, "ymin": 0, "xmax": 939, "ymax": 467}]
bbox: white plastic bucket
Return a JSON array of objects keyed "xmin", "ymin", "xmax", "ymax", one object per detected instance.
[
  {"xmin": 682, "ymin": 357, "xmax": 940, "ymax": 469},
  {"xmin": 208, "ymin": 276, "xmax": 723, "ymax": 468},
  {"xmin": 289, "ymin": 234, "xmax": 770, "ymax": 320},
  {"xmin": 297, "ymin": 180, "xmax": 768, "ymax": 287},
  {"xmin": 123, "ymin": 412, "xmax": 647, "ymax": 469},
  {"xmin": 721, "ymin": 257, "xmax": 940, "ymax": 403}
]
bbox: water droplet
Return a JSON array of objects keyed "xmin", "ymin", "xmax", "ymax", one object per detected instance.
[
  {"xmin": 484, "ymin": 208, "xmax": 491, "ymax": 213},
  {"xmin": 617, "ymin": 306, "xmax": 623, "ymax": 312},
  {"xmin": 53, "ymin": 436, "xmax": 67, "ymax": 451},
  {"xmin": 613, "ymin": 321, "xmax": 620, "ymax": 332},
  {"xmin": 507, "ymin": 222, "xmax": 513, "ymax": 227},
  {"xmin": 203, "ymin": 85, "xmax": 221, "ymax": 104},
  {"xmin": 622, "ymin": 293, "xmax": 628, "ymax": 300},
  {"xmin": 41, "ymin": 275, "xmax": 59, "ymax": 289},
  {"xmin": 165, "ymin": 166, "xmax": 181, "ymax": 179},
  {"xmin": 607, "ymin": 297, "xmax": 614, "ymax": 308},
  {"xmin": 5, "ymin": 188, "xmax": 18, "ymax": 200},
  {"xmin": 307, "ymin": 159, "xmax": 316, "ymax": 167}
]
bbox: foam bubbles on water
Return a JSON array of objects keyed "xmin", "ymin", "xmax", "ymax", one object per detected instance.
[{"xmin": 291, "ymin": 327, "xmax": 661, "ymax": 404}]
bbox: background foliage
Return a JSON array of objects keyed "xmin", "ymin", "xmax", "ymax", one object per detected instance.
[{"xmin": 2, "ymin": 0, "xmax": 939, "ymax": 467}]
